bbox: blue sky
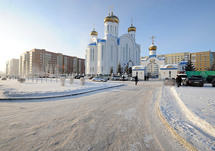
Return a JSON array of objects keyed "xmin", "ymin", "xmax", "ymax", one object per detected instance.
[{"xmin": 0, "ymin": 0, "xmax": 214, "ymax": 72}]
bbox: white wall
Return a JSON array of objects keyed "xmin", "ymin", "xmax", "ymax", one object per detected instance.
[{"xmin": 160, "ymin": 69, "xmax": 178, "ymax": 80}]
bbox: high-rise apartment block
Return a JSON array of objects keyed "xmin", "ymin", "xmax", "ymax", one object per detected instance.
[
  {"xmin": 190, "ymin": 51, "xmax": 213, "ymax": 71},
  {"xmin": 6, "ymin": 59, "xmax": 19, "ymax": 77},
  {"xmin": 157, "ymin": 52, "xmax": 190, "ymax": 64},
  {"xmin": 19, "ymin": 49, "xmax": 85, "ymax": 77}
]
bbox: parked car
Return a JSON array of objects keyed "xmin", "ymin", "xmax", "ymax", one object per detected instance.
[
  {"xmin": 184, "ymin": 77, "xmax": 204, "ymax": 87},
  {"xmin": 206, "ymin": 75, "xmax": 215, "ymax": 83},
  {"xmin": 74, "ymin": 75, "xmax": 84, "ymax": 79},
  {"xmin": 120, "ymin": 75, "xmax": 129, "ymax": 81},
  {"xmin": 110, "ymin": 76, "xmax": 121, "ymax": 81},
  {"xmin": 88, "ymin": 76, "xmax": 94, "ymax": 80},
  {"xmin": 191, "ymin": 75, "xmax": 205, "ymax": 82},
  {"xmin": 1, "ymin": 77, "xmax": 7, "ymax": 80},
  {"xmin": 92, "ymin": 77, "xmax": 107, "ymax": 82},
  {"xmin": 212, "ymin": 79, "xmax": 215, "ymax": 87}
]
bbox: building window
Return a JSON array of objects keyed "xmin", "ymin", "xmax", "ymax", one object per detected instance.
[
  {"xmin": 107, "ymin": 25, "xmax": 109, "ymax": 31},
  {"xmin": 123, "ymin": 47, "xmax": 125, "ymax": 62},
  {"xmin": 102, "ymin": 45, "xmax": 104, "ymax": 60},
  {"xmin": 136, "ymin": 50, "xmax": 138, "ymax": 64},
  {"xmin": 126, "ymin": 43, "xmax": 128, "ymax": 61},
  {"xmin": 92, "ymin": 49, "xmax": 94, "ymax": 61},
  {"xmin": 129, "ymin": 48, "xmax": 131, "ymax": 60},
  {"xmin": 111, "ymin": 45, "xmax": 113, "ymax": 61},
  {"xmin": 90, "ymin": 49, "xmax": 92, "ymax": 61},
  {"xmin": 115, "ymin": 26, "xmax": 116, "ymax": 34},
  {"xmin": 110, "ymin": 25, "xmax": 112, "ymax": 32}
]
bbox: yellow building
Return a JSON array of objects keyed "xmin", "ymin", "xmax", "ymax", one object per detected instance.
[
  {"xmin": 158, "ymin": 52, "xmax": 190, "ymax": 64},
  {"xmin": 190, "ymin": 51, "xmax": 213, "ymax": 71},
  {"xmin": 141, "ymin": 52, "xmax": 190, "ymax": 64}
]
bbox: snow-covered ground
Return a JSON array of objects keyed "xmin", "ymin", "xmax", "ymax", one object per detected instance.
[
  {"xmin": 1, "ymin": 79, "xmax": 215, "ymax": 150},
  {"xmin": 0, "ymin": 78, "xmax": 122, "ymax": 99},
  {"xmin": 160, "ymin": 84, "xmax": 215, "ymax": 151}
]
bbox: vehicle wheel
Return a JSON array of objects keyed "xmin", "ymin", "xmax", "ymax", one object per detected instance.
[{"xmin": 200, "ymin": 84, "xmax": 203, "ymax": 87}]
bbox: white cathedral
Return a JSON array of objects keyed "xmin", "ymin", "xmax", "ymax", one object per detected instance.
[{"xmin": 85, "ymin": 11, "xmax": 141, "ymax": 75}]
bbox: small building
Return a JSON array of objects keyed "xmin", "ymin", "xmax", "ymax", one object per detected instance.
[
  {"xmin": 160, "ymin": 64, "xmax": 178, "ymax": 79},
  {"xmin": 132, "ymin": 37, "xmax": 179, "ymax": 80},
  {"xmin": 132, "ymin": 66, "xmax": 145, "ymax": 80}
]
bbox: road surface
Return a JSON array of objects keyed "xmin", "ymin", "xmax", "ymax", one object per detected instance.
[{"xmin": 0, "ymin": 81, "xmax": 187, "ymax": 151}]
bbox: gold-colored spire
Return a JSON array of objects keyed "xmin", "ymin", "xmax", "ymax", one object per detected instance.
[
  {"xmin": 128, "ymin": 18, "xmax": 136, "ymax": 32},
  {"xmin": 104, "ymin": 6, "xmax": 119, "ymax": 23},
  {"xmin": 151, "ymin": 36, "xmax": 155, "ymax": 44},
  {"xmin": 149, "ymin": 36, "xmax": 157, "ymax": 51},
  {"xmin": 90, "ymin": 25, "xmax": 98, "ymax": 36}
]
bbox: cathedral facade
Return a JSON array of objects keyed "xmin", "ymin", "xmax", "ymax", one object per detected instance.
[{"xmin": 85, "ymin": 11, "xmax": 141, "ymax": 75}]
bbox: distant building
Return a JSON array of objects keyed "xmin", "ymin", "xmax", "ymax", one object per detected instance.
[
  {"xmin": 190, "ymin": 51, "xmax": 213, "ymax": 71},
  {"xmin": 6, "ymin": 59, "xmax": 19, "ymax": 77},
  {"xmin": 133, "ymin": 38, "xmax": 178, "ymax": 80},
  {"xmin": 19, "ymin": 49, "xmax": 84, "ymax": 77},
  {"xmin": 141, "ymin": 52, "xmax": 190, "ymax": 65}
]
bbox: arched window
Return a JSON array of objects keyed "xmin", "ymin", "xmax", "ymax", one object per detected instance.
[
  {"xmin": 92, "ymin": 49, "xmax": 94, "ymax": 61},
  {"xmin": 110, "ymin": 25, "xmax": 112, "ymax": 32},
  {"xmin": 123, "ymin": 47, "xmax": 125, "ymax": 62},
  {"xmin": 115, "ymin": 26, "xmax": 116, "ymax": 34},
  {"xmin": 90, "ymin": 49, "xmax": 92, "ymax": 62},
  {"xmin": 102, "ymin": 45, "xmax": 104, "ymax": 60},
  {"xmin": 111, "ymin": 45, "xmax": 113, "ymax": 61},
  {"xmin": 126, "ymin": 43, "xmax": 128, "ymax": 61},
  {"xmin": 107, "ymin": 25, "xmax": 109, "ymax": 31}
]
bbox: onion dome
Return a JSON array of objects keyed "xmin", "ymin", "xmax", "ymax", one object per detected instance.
[
  {"xmin": 104, "ymin": 14, "xmax": 114, "ymax": 23},
  {"xmin": 104, "ymin": 12, "xmax": 119, "ymax": 23},
  {"xmin": 128, "ymin": 24, "xmax": 136, "ymax": 32},
  {"xmin": 111, "ymin": 12, "xmax": 119, "ymax": 23},
  {"xmin": 90, "ymin": 28, "xmax": 98, "ymax": 36},
  {"xmin": 149, "ymin": 43, "xmax": 157, "ymax": 51}
]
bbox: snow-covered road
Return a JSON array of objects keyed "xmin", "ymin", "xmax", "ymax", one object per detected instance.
[{"xmin": 0, "ymin": 81, "xmax": 186, "ymax": 151}]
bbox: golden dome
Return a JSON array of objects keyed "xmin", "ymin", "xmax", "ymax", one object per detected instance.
[
  {"xmin": 104, "ymin": 12, "xmax": 119, "ymax": 23},
  {"xmin": 111, "ymin": 12, "xmax": 119, "ymax": 23},
  {"xmin": 104, "ymin": 15, "xmax": 114, "ymax": 23},
  {"xmin": 90, "ymin": 30, "xmax": 98, "ymax": 36},
  {"xmin": 149, "ymin": 44, "xmax": 157, "ymax": 51},
  {"xmin": 128, "ymin": 24, "xmax": 136, "ymax": 32}
]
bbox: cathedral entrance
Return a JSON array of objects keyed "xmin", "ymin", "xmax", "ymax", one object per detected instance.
[{"xmin": 146, "ymin": 62, "xmax": 159, "ymax": 78}]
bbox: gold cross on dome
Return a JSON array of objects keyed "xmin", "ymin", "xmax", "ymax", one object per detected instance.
[{"xmin": 151, "ymin": 36, "xmax": 155, "ymax": 44}]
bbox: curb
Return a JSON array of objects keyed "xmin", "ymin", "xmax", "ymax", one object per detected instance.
[
  {"xmin": 156, "ymin": 87, "xmax": 197, "ymax": 151},
  {"xmin": 0, "ymin": 84, "xmax": 124, "ymax": 101}
]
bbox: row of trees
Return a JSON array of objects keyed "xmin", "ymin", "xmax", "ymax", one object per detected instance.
[{"xmin": 109, "ymin": 63, "xmax": 132, "ymax": 76}]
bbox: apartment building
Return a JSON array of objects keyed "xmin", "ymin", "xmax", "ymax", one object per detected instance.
[
  {"xmin": 19, "ymin": 49, "xmax": 85, "ymax": 77},
  {"xmin": 190, "ymin": 51, "xmax": 213, "ymax": 71},
  {"xmin": 6, "ymin": 59, "xmax": 19, "ymax": 77},
  {"xmin": 157, "ymin": 52, "xmax": 190, "ymax": 64},
  {"xmin": 141, "ymin": 52, "xmax": 190, "ymax": 65}
]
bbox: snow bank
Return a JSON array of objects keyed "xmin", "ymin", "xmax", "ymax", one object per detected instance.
[
  {"xmin": 160, "ymin": 86, "xmax": 215, "ymax": 150},
  {"xmin": 0, "ymin": 79, "xmax": 122, "ymax": 99},
  {"xmin": 171, "ymin": 87, "xmax": 215, "ymax": 138}
]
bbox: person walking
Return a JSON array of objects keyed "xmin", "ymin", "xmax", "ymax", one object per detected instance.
[
  {"xmin": 135, "ymin": 76, "xmax": 138, "ymax": 85},
  {"xmin": 176, "ymin": 75, "xmax": 182, "ymax": 87}
]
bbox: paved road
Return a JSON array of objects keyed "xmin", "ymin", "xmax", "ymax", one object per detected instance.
[{"xmin": 0, "ymin": 81, "xmax": 187, "ymax": 151}]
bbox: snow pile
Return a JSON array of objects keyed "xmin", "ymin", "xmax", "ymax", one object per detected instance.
[
  {"xmin": 160, "ymin": 85, "xmax": 215, "ymax": 150},
  {"xmin": 0, "ymin": 79, "xmax": 122, "ymax": 99}
]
